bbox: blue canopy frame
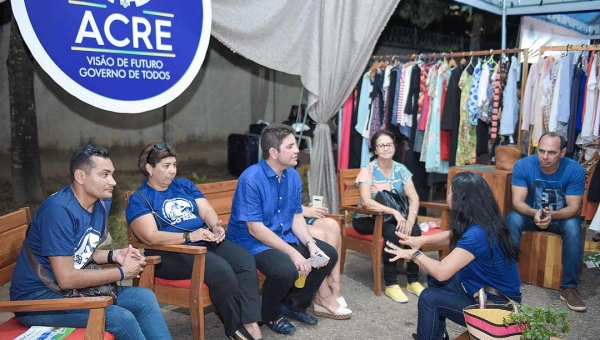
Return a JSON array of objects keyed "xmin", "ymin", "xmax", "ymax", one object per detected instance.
[{"xmin": 455, "ymin": 0, "xmax": 600, "ymax": 46}]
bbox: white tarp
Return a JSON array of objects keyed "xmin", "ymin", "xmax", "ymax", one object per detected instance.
[{"xmin": 520, "ymin": 16, "xmax": 590, "ymax": 63}]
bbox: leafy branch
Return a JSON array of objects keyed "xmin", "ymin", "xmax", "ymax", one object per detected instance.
[{"xmin": 503, "ymin": 301, "xmax": 570, "ymax": 340}]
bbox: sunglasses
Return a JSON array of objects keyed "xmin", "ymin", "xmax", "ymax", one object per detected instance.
[
  {"xmin": 146, "ymin": 141, "xmax": 174, "ymax": 163},
  {"xmin": 153, "ymin": 141, "xmax": 173, "ymax": 150}
]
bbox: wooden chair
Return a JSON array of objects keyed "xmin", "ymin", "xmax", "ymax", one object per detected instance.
[
  {"xmin": 125, "ymin": 179, "xmax": 265, "ymax": 340},
  {"xmin": 0, "ymin": 207, "xmax": 114, "ymax": 340},
  {"xmin": 338, "ymin": 169, "xmax": 451, "ymax": 296}
]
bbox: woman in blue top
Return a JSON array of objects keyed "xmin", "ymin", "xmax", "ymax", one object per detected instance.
[
  {"xmin": 385, "ymin": 172, "xmax": 521, "ymax": 340},
  {"xmin": 125, "ymin": 141, "xmax": 262, "ymax": 340}
]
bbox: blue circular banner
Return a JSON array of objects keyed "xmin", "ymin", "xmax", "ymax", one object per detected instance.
[{"xmin": 12, "ymin": 0, "xmax": 211, "ymax": 113}]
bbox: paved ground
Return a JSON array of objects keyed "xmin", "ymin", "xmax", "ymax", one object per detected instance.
[{"xmin": 2, "ymin": 242, "xmax": 599, "ymax": 340}]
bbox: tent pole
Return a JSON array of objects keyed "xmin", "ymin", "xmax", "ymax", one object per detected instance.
[{"xmin": 501, "ymin": 0, "xmax": 507, "ymax": 50}]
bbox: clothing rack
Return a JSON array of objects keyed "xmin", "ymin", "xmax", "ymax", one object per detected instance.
[
  {"xmin": 370, "ymin": 48, "xmax": 529, "ymax": 152},
  {"xmin": 530, "ymin": 44, "xmax": 600, "ymax": 156},
  {"xmin": 539, "ymin": 44, "xmax": 600, "ymax": 54}
]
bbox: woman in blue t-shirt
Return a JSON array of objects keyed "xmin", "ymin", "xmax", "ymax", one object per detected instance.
[
  {"xmin": 125, "ymin": 141, "xmax": 262, "ymax": 340},
  {"xmin": 384, "ymin": 172, "xmax": 521, "ymax": 340}
]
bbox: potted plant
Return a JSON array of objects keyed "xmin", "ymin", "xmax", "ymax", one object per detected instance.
[
  {"xmin": 503, "ymin": 302, "xmax": 570, "ymax": 340},
  {"xmin": 584, "ymin": 253, "xmax": 600, "ymax": 269}
]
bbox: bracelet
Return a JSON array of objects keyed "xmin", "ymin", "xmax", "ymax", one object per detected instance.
[
  {"xmin": 117, "ymin": 267, "xmax": 124, "ymax": 281},
  {"xmin": 305, "ymin": 239, "xmax": 316, "ymax": 247},
  {"xmin": 409, "ymin": 211, "xmax": 418, "ymax": 216},
  {"xmin": 183, "ymin": 231, "xmax": 191, "ymax": 243},
  {"xmin": 107, "ymin": 249, "xmax": 115, "ymax": 264}
]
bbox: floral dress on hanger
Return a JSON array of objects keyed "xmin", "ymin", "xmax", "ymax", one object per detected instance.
[{"xmin": 456, "ymin": 68, "xmax": 476, "ymax": 166}]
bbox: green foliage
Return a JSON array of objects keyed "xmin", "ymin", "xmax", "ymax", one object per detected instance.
[
  {"xmin": 395, "ymin": 0, "xmax": 448, "ymax": 29},
  {"xmin": 503, "ymin": 302, "xmax": 570, "ymax": 340},
  {"xmin": 584, "ymin": 253, "xmax": 600, "ymax": 268}
]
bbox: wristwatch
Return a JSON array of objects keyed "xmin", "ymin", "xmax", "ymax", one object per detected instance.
[
  {"xmin": 183, "ymin": 231, "xmax": 191, "ymax": 243},
  {"xmin": 411, "ymin": 250, "xmax": 423, "ymax": 260}
]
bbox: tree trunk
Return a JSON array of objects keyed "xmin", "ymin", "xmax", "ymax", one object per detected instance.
[
  {"xmin": 6, "ymin": 14, "xmax": 45, "ymax": 203},
  {"xmin": 469, "ymin": 10, "xmax": 484, "ymax": 51}
]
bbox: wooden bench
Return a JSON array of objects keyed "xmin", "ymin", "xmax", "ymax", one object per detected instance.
[
  {"xmin": 0, "ymin": 208, "xmax": 115, "ymax": 340},
  {"xmin": 338, "ymin": 169, "xmax": 451, "ymax": 296},
  {"xmin": 125, "ymin": 180, "xmax": 266, "ymax": 340}
]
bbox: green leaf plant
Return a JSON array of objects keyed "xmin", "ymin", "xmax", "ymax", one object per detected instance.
[{"xmin": 503, "ymin": 301, "xmax": 570, "ymax": 340}]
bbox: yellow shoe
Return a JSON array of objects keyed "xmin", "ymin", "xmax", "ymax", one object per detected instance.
[
  {"xmin": 384, "ymin": 285, "xmax": 408, "ymax": 303},
  {"xmin": 406, "ymin": 282, "xmax": 425, "ymax": 297}
]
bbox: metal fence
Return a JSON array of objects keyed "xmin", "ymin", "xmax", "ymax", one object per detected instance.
[{"xmin": 379, "ymin": 25, "xmax": 498, "ymax": 53}]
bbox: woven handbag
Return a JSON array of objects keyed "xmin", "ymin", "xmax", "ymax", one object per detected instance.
[{"xmin": 463, "ymin": 286, "xmax": 522, "ymax": 340}]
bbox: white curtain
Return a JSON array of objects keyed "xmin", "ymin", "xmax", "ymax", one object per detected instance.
[{"xmin": 212, "ymin": 0, "xmax": 400, "ymax": 211}]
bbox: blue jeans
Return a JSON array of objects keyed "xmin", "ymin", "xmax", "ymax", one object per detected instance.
[
  {"xmin": 15, "ymin": 286, "xmax": 171, "ymax": 340},
  {"xmin": 417, "ymin": 274, "xmax": 521, "ymax": 340},
  {"xmin": 506, "ymin": 210, "xmax": 582, "ymax": 288}
]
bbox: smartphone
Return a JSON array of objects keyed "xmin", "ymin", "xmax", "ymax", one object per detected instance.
[
  {"xmin": 540, "ymin": 203, "xmax": 548, "ymax": 219},
  {"xmin": 312, "ymin": 195, "xmax": 324, "ymax": 207},
  {"xmin": 307, "ymin": 252, "xmax": 330, "ymax": 268}
]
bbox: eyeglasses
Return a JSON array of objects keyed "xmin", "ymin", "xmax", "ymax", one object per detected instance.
[{"xmin": 376, "ymin": 143, "xmax": 394, "ymax": 150}]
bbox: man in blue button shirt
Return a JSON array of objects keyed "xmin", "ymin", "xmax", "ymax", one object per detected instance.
[{"xmin": 227, "ymin": 124, "xmax": 339, "ymax": 335}]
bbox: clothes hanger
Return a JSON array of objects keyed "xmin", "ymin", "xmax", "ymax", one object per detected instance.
[
  {"xmin": 367, "ymin": 60, "xmax": 382, "ymax": 78},
  {"xmin": 460, "ymin": 52, "xmax": 467, "ymax": 66},
  {"xmin": 448, "ymin": 52, "xmax": 457, "ymax": 69},
  {"xmin": 486, "ymin": 49, "xmax": 497, "ymax": 68},
  {"xmin": 465, "ymin": 51, "xmax": 475, "ymax": 70}
]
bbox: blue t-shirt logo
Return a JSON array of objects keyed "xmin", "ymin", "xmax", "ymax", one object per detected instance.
[
  {"xmin": 74, "ymin": 227, "xmax": 102, "ymax": 269},
  {"xmin": 163, "ymin": 198, "xmax": 197, "ymax": 224},
  {"xmin": 534, "ymin": 179, "xmax": 565, "ymax": 211}
]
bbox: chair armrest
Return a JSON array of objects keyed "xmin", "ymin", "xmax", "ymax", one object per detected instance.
[
  {"xmin": 0, "ymin": 296, "xmax": 113, "ymax": 313},
  {"xmin": 131, "ymin": 242, "xmax": 207, "ymax": 255},
  {"xmin": 339, "ymin": 205, "xmax": 385, "ymax": 216},
  {"xmin": 418, "ymin": 201, "xmax": 450, "ymax": 211},
  {"xmin": 145, "ymin": 255, "xmax": 161, "ymax": 265},
  {"xmin": 324, "ymin": 214, "xmax": 344, "ymax": 221}
]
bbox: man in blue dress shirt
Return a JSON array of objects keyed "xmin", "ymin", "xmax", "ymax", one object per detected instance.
[{"xmin": 227, "ymin": 124, "xmax": 338, "ymax": 335}]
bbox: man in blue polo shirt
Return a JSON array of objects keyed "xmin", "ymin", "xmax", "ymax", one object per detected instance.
[{"xmin": 227, "ymin": 124, "xmax": 340, "ymax": 335}]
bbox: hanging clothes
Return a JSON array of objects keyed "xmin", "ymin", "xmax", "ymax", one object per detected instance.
[
  {"xmin": 356, "ymin": 71, "xmax": 373, "ymax": 168},
  {"xmin": 441, "ymin": 65, "xmax": 463, "ymax": 167},
  {"xmin": 490, "ymin": 63, "xmax": 502, "ymax": 141},
  {"xmin": 456, "ymin": 67, "xmax": 476, "ymax": 165},
  {"xmin": 424, "ymin": 62, "xmax": 450, "ymax": 173},
  {"xmin": 401, "ymin": 64, "xmax": 421, "ymax": 139},
  {"xmin": 500, "ymin": 56, "xmax": 521, "ymax": 142},
  {"xmin": 579, "ymin": 53, "xmax": 597, "ymax": 144},
  {"xmin": 467, "ymin": 59, "xmax": 482, "ymax": 126},
  {"xmin": 567, "ymin": 58, "xmax": 585, "ymax": 153},
  {"xmin": 531, "ymin": 57, "xmax": 554, "ymax": 147}
]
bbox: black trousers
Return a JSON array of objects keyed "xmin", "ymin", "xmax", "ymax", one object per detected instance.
[
  {"xmin": 352, "ymin": 217, "xmax": 421, "ymax": 286},
  {"xmin": 147, "ymin": 240, "xmax": 261, "ymax": 336},
  {"xmin": 254, "ymin": 239, "xmax": 337, "ymax": 322}
]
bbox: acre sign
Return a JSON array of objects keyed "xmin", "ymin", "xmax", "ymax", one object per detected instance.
[{"xmin": 12, "ymin": 0, "xmax": 211, "ymax": 113}]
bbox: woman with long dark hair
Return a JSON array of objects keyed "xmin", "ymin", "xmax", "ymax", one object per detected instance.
[
  {"xmin": 353, "ymin": 130, "xmax": 424, "ymax": 303},
  {"xmin": 384, "ymin": 172, "xmax": 521, "ymax": 340}
]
